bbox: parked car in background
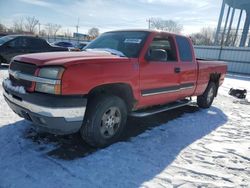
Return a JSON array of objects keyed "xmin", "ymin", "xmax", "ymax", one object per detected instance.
[
  {"xmin": 0, "ymin": 35, "xmax": 68, "ymax": 65},
  {"xmin": 52, "ymin": 41, "xmax": 74, "ymax": 48},
  {"xmin": 77, "ymin": 42, "xmax": 90, "ymax": 50},
  {"xmin": 70, "ymin": 42, "xmax": 90, "ymax": 51}
]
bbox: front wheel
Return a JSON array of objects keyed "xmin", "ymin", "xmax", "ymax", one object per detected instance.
[
  {"xmin": 197, "ymin": 82, "xmax": 217, "ymax": 108},
  {"xmin": 80, "ymin": 95, "xmax": 127, "ymax": 147}
]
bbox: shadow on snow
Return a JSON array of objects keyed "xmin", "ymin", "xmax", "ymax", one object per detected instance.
[
  {"xmin": 25, "ymin": 105, "xmax": 200, "ymax": 160},
  {"xmin": 0, "ymin": 105, "xmax": 228, "ymax": 187}
]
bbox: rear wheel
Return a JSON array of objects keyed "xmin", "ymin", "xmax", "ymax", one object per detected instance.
[
  {"xmin": 197, "ymin": 82, "xmax": 217, "ymax": 108},
  {"xmin": 80, "ymin": 95, "xmax": 127, "ymax": 147}
]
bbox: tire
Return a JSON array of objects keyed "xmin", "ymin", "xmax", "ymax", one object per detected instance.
[
  {"xmin": 197, "ymin": 82, "xmax": 217, "ymax": 109},
  {"xmin": 80, "ymin": 95, "xmax": 127, "ymax": 147}
]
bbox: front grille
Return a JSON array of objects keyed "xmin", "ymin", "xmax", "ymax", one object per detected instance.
[
  {"xmin": 9, "ymin": 61, "xmax": 37, "ymax": 89},
  {"xmin": 10, "ymin": 75, "xmax": 33, "ymax": 89},
  {"xmin": 10, "ymin": 61, "xmax": 37, "ymax": 74}
]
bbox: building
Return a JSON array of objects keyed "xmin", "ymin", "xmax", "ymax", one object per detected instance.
[{"xmin": 73, "ymin": 32, "xmax": 88, "ymax": 39}]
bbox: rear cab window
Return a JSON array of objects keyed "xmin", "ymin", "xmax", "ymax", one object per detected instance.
[
  {"xmin": 176, "ymin": 36, "xmax": 193, "ymax": 62},
  {"xmin": 148, "ymin": 35, "xmax": 178, "ymax": 62}
]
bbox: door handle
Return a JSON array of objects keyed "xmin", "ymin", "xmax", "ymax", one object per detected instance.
[{"xmin": 174, "ymin": 67, "xmax": 181, "ymax": 73}]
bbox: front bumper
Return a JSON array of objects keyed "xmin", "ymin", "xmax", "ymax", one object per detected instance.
[{"xmin": 3, "ymin": 79, "xmax": 87, "ymax": 135}]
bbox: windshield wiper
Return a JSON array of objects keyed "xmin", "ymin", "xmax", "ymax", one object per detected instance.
[{"xmin": 86, "ymin": 48, "xmax": 126, "ymax": 57}]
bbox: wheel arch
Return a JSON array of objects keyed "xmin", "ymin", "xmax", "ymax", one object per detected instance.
[
  {"xmin": 87, "ymin": 83, "xmax": 137, "ymax": 112},
  {"xmin": 0, "ymin": 54, "xmax": 7, "ymax": 64},
  {"xmin": 209, "ymin": 73, "xmax": 221, "ymax": 96}
]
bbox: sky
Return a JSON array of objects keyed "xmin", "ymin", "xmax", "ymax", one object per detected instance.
[{"xmin": 0, "ymin": 0, "xmax": 223, "ymax": 35}]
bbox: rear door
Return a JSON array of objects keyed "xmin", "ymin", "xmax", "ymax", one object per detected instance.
[
  {"xmin": 139, "ymin": 33, "xmax": 181, "ymax": 108},
  {"xmin": 25, "ymin": 37, "xmax": 49, "ymax": 53},
  {"xmin": 175, "ymin": 36, "xmax": 197, "ymax": 99}
]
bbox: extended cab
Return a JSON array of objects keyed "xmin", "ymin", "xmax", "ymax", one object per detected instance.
[{"xmin": 3, "ymin": 30, "xmax": 227, "ymax": 147}]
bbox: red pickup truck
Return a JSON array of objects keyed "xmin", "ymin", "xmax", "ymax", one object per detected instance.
[{"xmin": 3, "ymin": 30, "xmax": 227, "ymax": 147}]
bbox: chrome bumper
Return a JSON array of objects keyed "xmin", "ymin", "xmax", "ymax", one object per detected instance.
[
  {"xmin": 3, "ymin": 91, "xmax": 86, "ymax": 122},
  {"xmin": 3, "ymin": 90, "xmax": 86, "ymax": 122}
]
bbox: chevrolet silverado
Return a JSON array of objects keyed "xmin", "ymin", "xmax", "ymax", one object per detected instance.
[{"xmin": 3, "ymin": 30, "xmax": 227, "ymax": 147}]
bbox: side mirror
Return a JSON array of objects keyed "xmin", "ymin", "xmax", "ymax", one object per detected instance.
[{"xmin": 147, "ymin": 49, "xmax": 168, "ymax": 61}]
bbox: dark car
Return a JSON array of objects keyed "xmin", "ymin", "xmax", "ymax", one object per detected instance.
[
  {"xmin": 53, "ymin": 41, "xmax": 74, "ymax": 48},
  {"xmin": 0, "ymin": 35, "xmax": 68, "ymax": 65}
]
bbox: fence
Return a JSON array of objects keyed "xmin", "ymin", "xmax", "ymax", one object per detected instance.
[
  {"xmin": 41, "ymin": 36, "xmax": 89, "ymax": 45},
  {"xmin": 194, "ymin": 46, "xmax": 250, "ymax": 75}
]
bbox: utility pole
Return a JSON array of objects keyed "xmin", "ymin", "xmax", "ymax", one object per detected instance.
[
  {"xmin": 146, "ymin": 18, "xmax": 151, "ymax": 29},
  {"xmin": 76, "ymin": 17, "xmax": 80, "ymax": 44},
  {"xmin": 38, "ymin": 23, "xmax": 41, "ymax": 36}
]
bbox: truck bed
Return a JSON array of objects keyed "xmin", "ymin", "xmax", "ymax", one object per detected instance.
[{"xmin": 194, "ymin": 59, "xmax": 227, "ymax": 96}]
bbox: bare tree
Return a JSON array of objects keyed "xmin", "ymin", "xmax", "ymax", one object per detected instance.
[
  {"xmin": 224, "ymin": 30, "xmax": 239, "ymax": 46},
  {"xmin": 0, "ymin": 23, "xmax": 6, "ymax": 33},
  {"xmin": 190, "ymin": 27, "xmax": 215, "ymax": 45},
  {"xmin": 24, "ymin": 16, "xmax": 39, "ymax": 34},
  {"xmin": 45, "ymin": 23, "xmax": 53, "ymax": 36},
  {"xmin": 64, "ymin": 29, "xmax": 72, "ymax": 37},
  {"xmin": 190, "ymin": 27, "xmax": 239, "ymax": 46},
  {"xmin": 52, "ymin": 24, "xmax": 61, "ymax": 36},
  {"xmin": 88, "ymin": 27, "xmax": 99, "ymax": 38},
  {"xmin": 39, "ymin": 29, "xmax": 46, "ymax": 36},
  {"xmin": 150, "ymin": 18, "xmax": 183, "ymax": 33},
  {"xmin": 13, "ymin": 17, "xmax": 24, "ymax": 33},
  {"xmin": 45, "ymin": 23, "xmax": 61, "ymax": 37}
]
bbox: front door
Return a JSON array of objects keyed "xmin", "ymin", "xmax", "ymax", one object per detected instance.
[
  {"xmin": 138, "ymin": 34, "xmax": 181, "ymax": 108},
  {"xmin": 3, "ymin": 37, "xmax": 27, "ymax": 63}
]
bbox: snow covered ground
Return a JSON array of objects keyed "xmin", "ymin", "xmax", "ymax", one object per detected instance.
[{"xmin": 0, "ymin": 67, "xmax": 250, "ymax": 188}]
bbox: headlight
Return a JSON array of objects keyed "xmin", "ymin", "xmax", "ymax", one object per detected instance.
[
  {"xmin": 38, "ymin": 67, "xmax": 64, "ymax": 79},
  {"xmin": 35, "ymin": 67, "xmax": 64, "ymax": 95}
]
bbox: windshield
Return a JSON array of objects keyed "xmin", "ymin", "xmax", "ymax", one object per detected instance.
[
  {"xmin": 0, "ymin": 36, "xmax": 15, "ymax": 45},
  {"xmin": 85, "ymin": 31, "xmax": 149, "ymax": 58}
]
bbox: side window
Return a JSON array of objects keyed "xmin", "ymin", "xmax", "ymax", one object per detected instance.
[
  {"xmin": 8, "ymin": 37, "xmax": 28, "ymax": 48},
  {"xmin": 176, "ymin": 36, "xmax": 193, "ymax": 62},
  {"xmin": 8, "ymin": 39, "xmax": 18, "ymax": 48},
  {"xmin": 27, "ymin": 38, "xmax": 40, "ymax": 48},
  {"xmin": 148, "ymin": 36, "xmax": 177, "ymax": 62}
]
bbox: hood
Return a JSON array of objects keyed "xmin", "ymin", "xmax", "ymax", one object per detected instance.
[{"xmin": 14, "ymin": 51, "xmax": 130, "ymax": 67}]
